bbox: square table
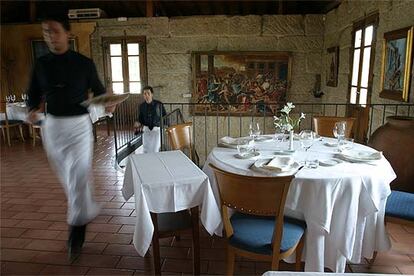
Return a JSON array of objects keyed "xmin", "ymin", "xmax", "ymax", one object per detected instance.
[{"xmin": 122, "ymin": 150, "xmax": 222, "ymax": 256}]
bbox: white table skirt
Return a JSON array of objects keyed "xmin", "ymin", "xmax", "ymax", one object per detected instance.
[
  {"xmin": 203, "ymin": 137, "xmax": 396, "ymax": 273},
  {"xmin": 1, "ymin": 102, "xmax": 110, "ymax": 124},
  {"xmin": 122, "ymin": 150, "xmax": 222, "ymax": 256}
]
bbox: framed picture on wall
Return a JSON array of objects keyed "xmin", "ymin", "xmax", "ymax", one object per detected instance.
[
  {"xmin": 326, "ymin": 46, "xmax": 339, "ymax": 87},
  {"xmin": 380, "ymin": 26, "xmax": 413, "ymax": 102},
  {"xmin": 30, "ymin": 39, "xmax": 77, "ymax": 61},
  {"xmin": 191, "ymin": 51, "xmax": 292, "ymax": 116}
]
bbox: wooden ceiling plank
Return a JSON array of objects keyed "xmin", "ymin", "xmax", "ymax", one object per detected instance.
[
  {"xmin": 146, "ymin": 0, "xmax": 154, "ymax": 17},
  {"xmin": 29, "ymin": 0, "xmax": 36, "ymax": 23}
]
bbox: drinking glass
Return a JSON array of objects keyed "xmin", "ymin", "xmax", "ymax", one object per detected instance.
[
  {"xmin": 249, "ymin": 122, "xmax": 261, "ymax": 142},
  {"xmin": 274, "ymin": 130, "xmax": 286, "ymax": 149},
  {"xmin": 333, "ymin": 121, "xmax": 346, "ymax": 143},
  {"xmin": 338, "ymin": 137, "xmax": 354, "ymax": 151},
  {"xmin": 300, "ymin": 130, "xmax": 315, "ymax": 168}
]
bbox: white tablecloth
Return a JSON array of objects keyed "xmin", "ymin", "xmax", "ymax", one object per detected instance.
[
  {"xmin": 203, "ymin": 137, "xmax": 396, "ymax": 273},
  {"xmin": 122, "ymin": 150, "xmax": 222, "ymax": 256},
  {"xmin": 1, "ymin": 102, "xmax": 110, "ymax": 124}
]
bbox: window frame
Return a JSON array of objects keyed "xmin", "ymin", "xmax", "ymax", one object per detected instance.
[
  {"xmin": 102, "ymin": 36, "xmax": 147, "ymax": 94},
  {"xmin": 348, "ymin": 13, "xmax": 379, "ymax": 106}
]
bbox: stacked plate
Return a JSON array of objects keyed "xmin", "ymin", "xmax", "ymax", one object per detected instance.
[
  {"xmin": 251, "ymin": 157, "xmax": 300, "ymax": 175},
  {"xmin": 218, "ymin": 136, "xmax": 250, "ymax": 148},
  {"xmin": 340, "ymin": 149, "xmax": 382, "ymax": 163}
]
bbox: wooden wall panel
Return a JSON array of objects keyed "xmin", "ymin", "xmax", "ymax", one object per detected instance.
[{"xmin": 0, "ymin": 22, "xmax": 96, "ymax": 100}]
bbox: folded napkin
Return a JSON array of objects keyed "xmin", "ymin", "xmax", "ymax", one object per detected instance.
[
  {"xmin": 219, "ymin": 136, "xmax": 239, "ymax": 145},
  {"xmin": 342, "ymin": 149, "xmax": 383, "ymax": 160},
  {"xmin": 356, "ymin": 151, "xmax": 383, "ymax": 160},
  {"xmin": 263, "ymin": 156, "xmax": 294, "ymax": 172}
]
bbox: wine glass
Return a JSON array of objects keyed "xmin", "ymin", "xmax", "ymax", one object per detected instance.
[
  {"xmin": 21, "ymin": 94, "xmax": 27, "ymax": 102},
  {"xmin": 300, "ymin": 130, "xmax": 314, "ymax": 167},
  {"xmin": 10, "ymin": 94, "xmax": 16, "ymax": 103},
  {"xmin": 249, "ymin": 122, "xmax": 261, "ymax": 142},
  {"xmin": 5, "ymin": 95, "xmax": 10, "ymax": 103},
  {"xmin": 333, "ymin": 121, "xmax": 346, "ymax": 144}
]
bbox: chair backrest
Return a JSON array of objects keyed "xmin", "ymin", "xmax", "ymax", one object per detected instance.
[
  {"xmin": 0, "ymin": 101, "xmax": 9, "ymax": 124},
  {"xmin": 313, "ymin": 116, "xmax": 355, "ymax": 138},
  {"xmin": 166, "ymin": 122, "xmax": 194, "ymax": 159},
  {"xmin": 209, "ymin": 163, "xmax": 293, "ymax": 247}
]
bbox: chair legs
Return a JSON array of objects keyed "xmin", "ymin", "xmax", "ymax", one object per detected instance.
[
  {"xmin": 1, "ymin": 125, "xmax": 26, "ymax": 146},
  {"xmin": 366, "ymin": 251, "xmax": 378, "ymax": 267},
  {"xmin": 226, "ymin": 247, "xmax": 236, "ymax": 276},
  {"xmin": 6, "ymin": 127, "xmax": 11, "ymax": 147},
  {"xmin": 150, "ymin": 212, "xmax": 162, "ymax": 275},
  {"xmin": 295, "ymin": 236, "xmax": 305, "ymax": 271},
  {"xmin": 190, "ymin": 206, "xmax": 200, "ymax": 275},
  {"xmin": 151, "ymin": 208, "xmax": 200, "ymax": 276},
  {"xmin": 18, "ymin": 125, "xmax": 25, "ymax": 142},
  {"xmin": 32, "ymin": 127, "xmax": 40, "ymax": 147},
  {"xmin": 1, "ymin": 128, "xmax": 5, "ymax": 145}
]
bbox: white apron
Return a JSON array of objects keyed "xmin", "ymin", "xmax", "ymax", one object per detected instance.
[
  {"xmin": 42, "ymin": 114, "xmax": 100, "ymax": 226},
  {"xmin": 142, "ymin": 126, "xmax": 161, "ymax": 153}
]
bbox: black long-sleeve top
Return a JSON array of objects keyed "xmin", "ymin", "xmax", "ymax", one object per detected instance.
[
  {"xmin": 138, "ymin": 100, "xmax": 167, "ymax": 130},
  {"xmin": 27, "ymin": 50, "xmax": 105, "ymax": 116}
]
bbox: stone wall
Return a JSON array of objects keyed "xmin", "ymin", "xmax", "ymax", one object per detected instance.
[
  {"xmin": 91, "ymin": 15, "xmax": 325, "ymax": 104},
  {"xmin": 322, "ymin": 0, "xmax": 414, "ymax": 112},
  {"xmin": 90, "ymin": 15, "xmax": 325, "ymax": 161}
]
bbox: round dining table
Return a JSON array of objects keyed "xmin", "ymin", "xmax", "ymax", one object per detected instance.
[{"xmin": 202, "ymin": 136, "xmax": 396, "ymax": 273}]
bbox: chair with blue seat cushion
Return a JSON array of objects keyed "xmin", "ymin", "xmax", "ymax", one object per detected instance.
[
  {"xmin": 385, "ymin": 190, "xmax": 414, "ymax": 226},
  {"xmin": 366, "ymin": 190, "xmax": 414, "ymax": 266},
  {"xmin": 209, "ymin": 164, "xmax": 306, "ymax": 275}
]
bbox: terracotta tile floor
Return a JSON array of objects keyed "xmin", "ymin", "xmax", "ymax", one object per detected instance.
[{"xmin": 1, "ymin": 133, "xmax": 414, "ymax": 275}]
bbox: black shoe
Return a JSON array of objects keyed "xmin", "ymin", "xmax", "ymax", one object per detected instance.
[{"xmin": 67, "ymin": 225, "xmax": 87, "ymax": 261}]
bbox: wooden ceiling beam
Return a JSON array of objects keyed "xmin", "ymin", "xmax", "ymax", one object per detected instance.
[
  {"xmin": 146, "ymin": 0, "xmax": 154, "ymax": 17},
  {"xmin": 278, "ymin": 0, "xmax": 284, "ymax": 14},
  {"xmin": 323, "ymin": 0, "xmax": 341, "ymax": 13},
  {"xmin": 29, "ymin": 0, "xmax": 36, "ymax": 23}
]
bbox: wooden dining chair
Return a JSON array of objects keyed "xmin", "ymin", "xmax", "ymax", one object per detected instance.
[
  {"xmin": 166, "ymin": 122, "xmax": 199, "ymax": 166},
  {"xmin": 209, "ymin": 164, "xmax": 306, "ymax": 274},
  {"xmin": 312, "ymin": 116, "xmax": 355, "ymax": 138},
  {"xmin": 0, "ymin": 101, "xmax": 25, "ymax": 146},
  {"xmin": 92, "ymin": 115, "xmax": 112, "ymax": 142},
  {"xmin": 30, "ymin": 121, "xmax": 42, "ymax": 147},
  {"xmin": 150, "ymin": 207, "xmax": 200, "ymax": 275},
  {"xmin": 367, "ymin": 190, "xmax": 414, "ymax": 266}
]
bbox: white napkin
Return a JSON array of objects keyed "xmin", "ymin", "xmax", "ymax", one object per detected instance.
[
  {"xmin": 263, "ymin": 156, "xmax": 294, "ymax": 172},
  {"xmin": 219, "ymin": 136, "xmax": 238, "ymax": 145},
  {"xmin": 342, "ymin": 150, "xmax": 383, "ymax": 160},
  {"xmin": 357, "ymin": 151, "xmax": 383, "ymax": 160}
]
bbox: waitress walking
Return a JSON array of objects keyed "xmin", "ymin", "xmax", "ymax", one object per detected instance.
[{"xmin": 26, "ymin": 15, "xmax": 115, "ymax": 260}]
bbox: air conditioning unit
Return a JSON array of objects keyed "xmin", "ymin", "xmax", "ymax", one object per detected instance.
[{"xmin": 68, "ymin": 8, "xmax": 106, "ymax": 19}]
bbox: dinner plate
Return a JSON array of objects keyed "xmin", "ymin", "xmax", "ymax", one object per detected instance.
[
  {"xmin": 274, "ymin": 150, "xmax": 295, "ymax": 155},
  {"xmin": 234, "ymin": 151, "xmax": 260, "ymax": 159},
  {"xmin": 255, "ymin": 135, "xmax": 273, "ymax": 142},
  {"xmin": 252, "ymin": 159, "xmax": 300, "ymax": 175},
  {"xmin": 340, "ymin": 149, "xmax": 382, "ymax": 162},
  {"xmin": 81, "ymin": 93, "xmax": 129, "ymax": 107},
  {"xmin": 319, "ymin": 158, "xmax": 342, "ymax": 166},
  {"xmin": 324, "ymin": 141, "xmax": 338, "ymax": 147}
]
